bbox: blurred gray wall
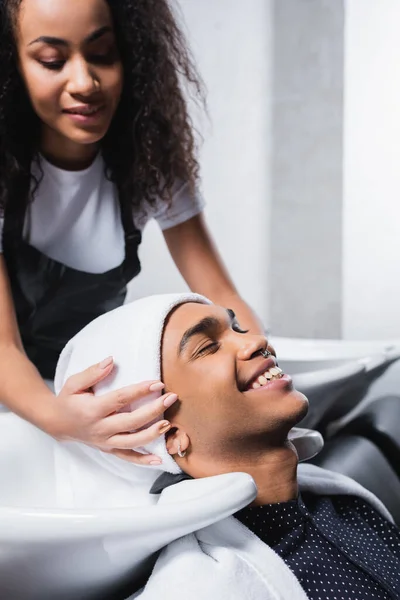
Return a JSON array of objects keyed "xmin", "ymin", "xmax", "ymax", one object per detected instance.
[{"xmin": 270, "ymin": 0, "xmax": 345, "ymax": 337}]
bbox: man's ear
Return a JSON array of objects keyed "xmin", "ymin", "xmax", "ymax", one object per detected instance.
[{"xmin": 165, "ymin": 427, "xmax": 190, "ymax": 457}]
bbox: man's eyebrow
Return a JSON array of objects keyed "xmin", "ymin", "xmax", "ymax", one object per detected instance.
[
  {"xmin": 178, "ymin": 309, "xmax": 235, "ymax": 357},
  {"xmin": 28, "ymin": 26, "xmax": 112, "ymax": 47}
]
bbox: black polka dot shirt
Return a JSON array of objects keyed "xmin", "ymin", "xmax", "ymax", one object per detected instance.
[{"xmin": 236, "ymin": 493, "xmax": 400, "ymax": 599}]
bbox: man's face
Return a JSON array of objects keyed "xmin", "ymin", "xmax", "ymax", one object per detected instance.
[{"xmin": 161, "ymin": 302, "xmax": 308, "ymax": 472}]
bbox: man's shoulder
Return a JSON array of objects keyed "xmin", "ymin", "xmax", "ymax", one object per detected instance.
[{"xmin": 298, "ymin": 463, "xmax": 392, "ymax": 521}]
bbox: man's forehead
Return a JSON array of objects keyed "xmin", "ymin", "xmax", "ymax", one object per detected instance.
[
  {"xmin": 163, "ymin": 302, "xmax": 220, "ymax": 349},
  {"xmin": 162, "ymin": 302, "xmax": 210, "ymax": 362}
]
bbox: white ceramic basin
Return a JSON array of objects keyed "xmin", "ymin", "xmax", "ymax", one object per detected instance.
[
  {"xmin": 291, "ymin": 360, "xmax": 366, "ymax": 429},
  {"xmin": 271, "ymin": 335, "xmax": 400, "ymax": 361},
  {"xmin": 288, "ymin": 351, "xmax": 400, "ymax": 428},
  {"xmin": 0, "ymin": 413, "xmax": 256, "ymax": 599}
]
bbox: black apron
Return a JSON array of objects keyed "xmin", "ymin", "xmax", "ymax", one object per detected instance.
[{"xmin": 2, "ymin": 192, "xmax": 142, "ymax": 380}]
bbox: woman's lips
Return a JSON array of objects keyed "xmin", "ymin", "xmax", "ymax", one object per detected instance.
[{"xmin": 63, "ymin": 105, "xmax": 106, "ymax": 124}]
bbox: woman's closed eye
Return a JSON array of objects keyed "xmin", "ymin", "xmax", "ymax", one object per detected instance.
[
  {"xmin": 39, "ymin": 59, "xmax": 65, "ymax": 70},
  {"xmin": 38, "ymin": 49, "xmax": 118, "ymax": 71}
]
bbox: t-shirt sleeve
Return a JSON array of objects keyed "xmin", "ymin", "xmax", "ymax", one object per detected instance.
[
  {"xmin": 154, "ymin": 180, "xmax": 206, "ymax": 231},
  {"xmin": 0, "ymin": 217, "xmax": 3, "ymax": 253}
]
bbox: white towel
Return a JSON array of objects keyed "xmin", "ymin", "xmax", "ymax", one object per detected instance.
[{"xmin": 54, "ymin": 293, "xmax": 211, "ymax": 480}]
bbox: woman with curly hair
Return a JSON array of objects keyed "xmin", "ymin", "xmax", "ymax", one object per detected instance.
[{"xmin": 0, "ymin": 0, "xmax": 262, "ymax": 462}]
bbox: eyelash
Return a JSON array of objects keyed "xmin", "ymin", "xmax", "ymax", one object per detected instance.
[
  {"xmin": 196, "ymin": 324, "xmax": 249, "ymax": 357},
  {"xmin": 39, "ymin": 60, "xmax": 65, "ymax": 71},
  {"xmin": 197, "ymin": 342, "xmax": 220, "ymax": 357},
  {"xmin": 39, "ymin": 53, "xmax": 115, "ymax": 71}
]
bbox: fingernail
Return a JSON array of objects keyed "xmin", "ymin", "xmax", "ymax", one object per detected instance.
[
  {"xmin": 159, "ymin": 421, "xmax": 171, "ymax": 434},
  {"xmin": 99, "ymin": 356, "xmax": 113, "ymax": 369},
  {"xmin": 150, "ymin": 459, "xmax": 162, "ymax": 466},
  {"xmin": 163, "ymin": 393, "xmax": 178, "ymax": 408},
  {"xmin": 149, "ymin": 381, "xmax": 165, "ymax": 392}
]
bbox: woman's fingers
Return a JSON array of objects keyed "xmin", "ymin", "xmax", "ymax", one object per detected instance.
[
  {"xmin": 106, "ymin": 420, "xmax": 172, "ymax": 451},
  {"xmin": 59, "ymin": 370, "xmax": 178, "ymax": 454},
  {"xmin": 62, "ymin": 357, "xmax": 115, "ymax": 395},
  {"xmin": 96, "ymin": 380, "xmax": 173, "ymax": 417},
  {"xmin": 103, "ymin": 392, "xmax": 178, "ymax": 434}
]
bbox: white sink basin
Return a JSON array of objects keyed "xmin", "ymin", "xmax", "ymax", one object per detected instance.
[
  {"xmin": 271, "ymin": 335, "xmax": 400, "ymax": 361},
  {"xmin": 0, "ymin": 413, "xmax": 256, "ymax": 599},
  {"xmin": 285, "ymin": 351, "xmax": 400, "ymax": 429}
]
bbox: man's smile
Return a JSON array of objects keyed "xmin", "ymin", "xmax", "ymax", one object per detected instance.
[{"xmin": 240, "ymin": 356, "xmax": 285, "ymax": 391}]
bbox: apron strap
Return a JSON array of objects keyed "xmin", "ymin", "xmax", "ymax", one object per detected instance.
[{"xmin": 117, "ymin": 186, "xmax": 142, "ymax": 259}]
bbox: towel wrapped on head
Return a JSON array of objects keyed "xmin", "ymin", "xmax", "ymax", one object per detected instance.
[{"xmin": 54, "ymin": 293, "xmax": 211, "ymax": 482}]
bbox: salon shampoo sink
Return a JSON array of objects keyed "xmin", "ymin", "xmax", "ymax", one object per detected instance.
[
  {"xmin": 286, "ymin": 350, "xmax": 400, "ymax": 430},
  {"xmin": 290, "ymin": 361, "xmax": 366, "ymax": 430},
  {"xmin": 271, "ymin": 335, "xmax": 400, "ymax": 362},
  {"xmin": 0, "ymin": 412, "xmax": 257, "ymax": 600}
]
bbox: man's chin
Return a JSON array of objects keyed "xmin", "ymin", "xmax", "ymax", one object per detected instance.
[
  {"xmin": 288, "ymin": 390, "xmax": 309, "ymax": 427},
  {"xmin": 274, "ymin": 390, "xmax": 309, "ymax": 433},
  {"xmin": 249, "ymin": 393, "xmax": 310, "ymax": 448},
  {"xmin": 245, "ymin": 389, "xmax": 309, "ymax": 436}
]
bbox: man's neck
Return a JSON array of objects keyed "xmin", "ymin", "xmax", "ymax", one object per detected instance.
[
  {"xmin": 246, "ymin": 444, "xmax": 299, "ymax": 505},
  {"xmin": 188, "ymin": 442, "xmax": 299, "ymax": 505}
]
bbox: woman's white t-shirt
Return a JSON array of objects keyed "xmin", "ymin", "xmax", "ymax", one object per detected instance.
[{"xmin": 0, "ymin": 154, "xmax": 204, "ymax": 273}]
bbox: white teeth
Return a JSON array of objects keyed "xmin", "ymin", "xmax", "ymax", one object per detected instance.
[
  {"xmin": 248, "ymin": 366, "xmax": 284, "ymax": 390},
  {"xmin": 264, "ymin": 367, "xmax": 283, "ymax": 379},
  {"xmin": 269, "ymin": 367, "xmax": 281, "ymax": 376}
]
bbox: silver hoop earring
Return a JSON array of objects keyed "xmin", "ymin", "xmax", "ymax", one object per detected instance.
[
  {"xmin": 260, "ymin": 348, "xmax": 271, "ymax": 359},
  {"xmin": 177, "ymin": 443, "xmax": 186, "ymax": 458}
]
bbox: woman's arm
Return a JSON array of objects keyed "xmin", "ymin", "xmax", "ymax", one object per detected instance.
[
  {"xmin": 163, "ymin": 213, "xmax": 265, "ymax": 334},
  {"xmin": 0, "ymin": 256, "xmax": 175, "ymax": 463}
]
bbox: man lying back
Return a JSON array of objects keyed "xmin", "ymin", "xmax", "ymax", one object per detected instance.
[{"xmin": 56, "ymin": 293, "xmax": 400, "ymax": 600}]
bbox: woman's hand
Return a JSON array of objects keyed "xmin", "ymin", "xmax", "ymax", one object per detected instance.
[{"xmin": 54, "ymin": 357, "xmax": 177, "ymax": 465}]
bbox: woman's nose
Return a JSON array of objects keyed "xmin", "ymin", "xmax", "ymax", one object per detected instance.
[
  {"xmin": 66, "ymin": 57, "xmax": 99, "ymax": 97},
  {"xmin": 236, "ymin": 334, "xmax": 268, "ymax": 361}
]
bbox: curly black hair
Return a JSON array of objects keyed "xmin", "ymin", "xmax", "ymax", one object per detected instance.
[{"xmin": 0, "ymin": 0, "xmax": 205, "ymax": 223}]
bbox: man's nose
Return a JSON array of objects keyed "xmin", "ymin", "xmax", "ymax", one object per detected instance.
[
  {"xmin": 236, "ymin": 333, "xmax": 267, "ymax": 361},
  {"xmin": 65, "ymin": 57, "xmax": 99, "ymax": 97}
]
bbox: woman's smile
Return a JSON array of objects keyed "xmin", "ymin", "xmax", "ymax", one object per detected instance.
[{"xmin": 62, "ymin": 104, "xmax": 106, "ymax": 125}]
